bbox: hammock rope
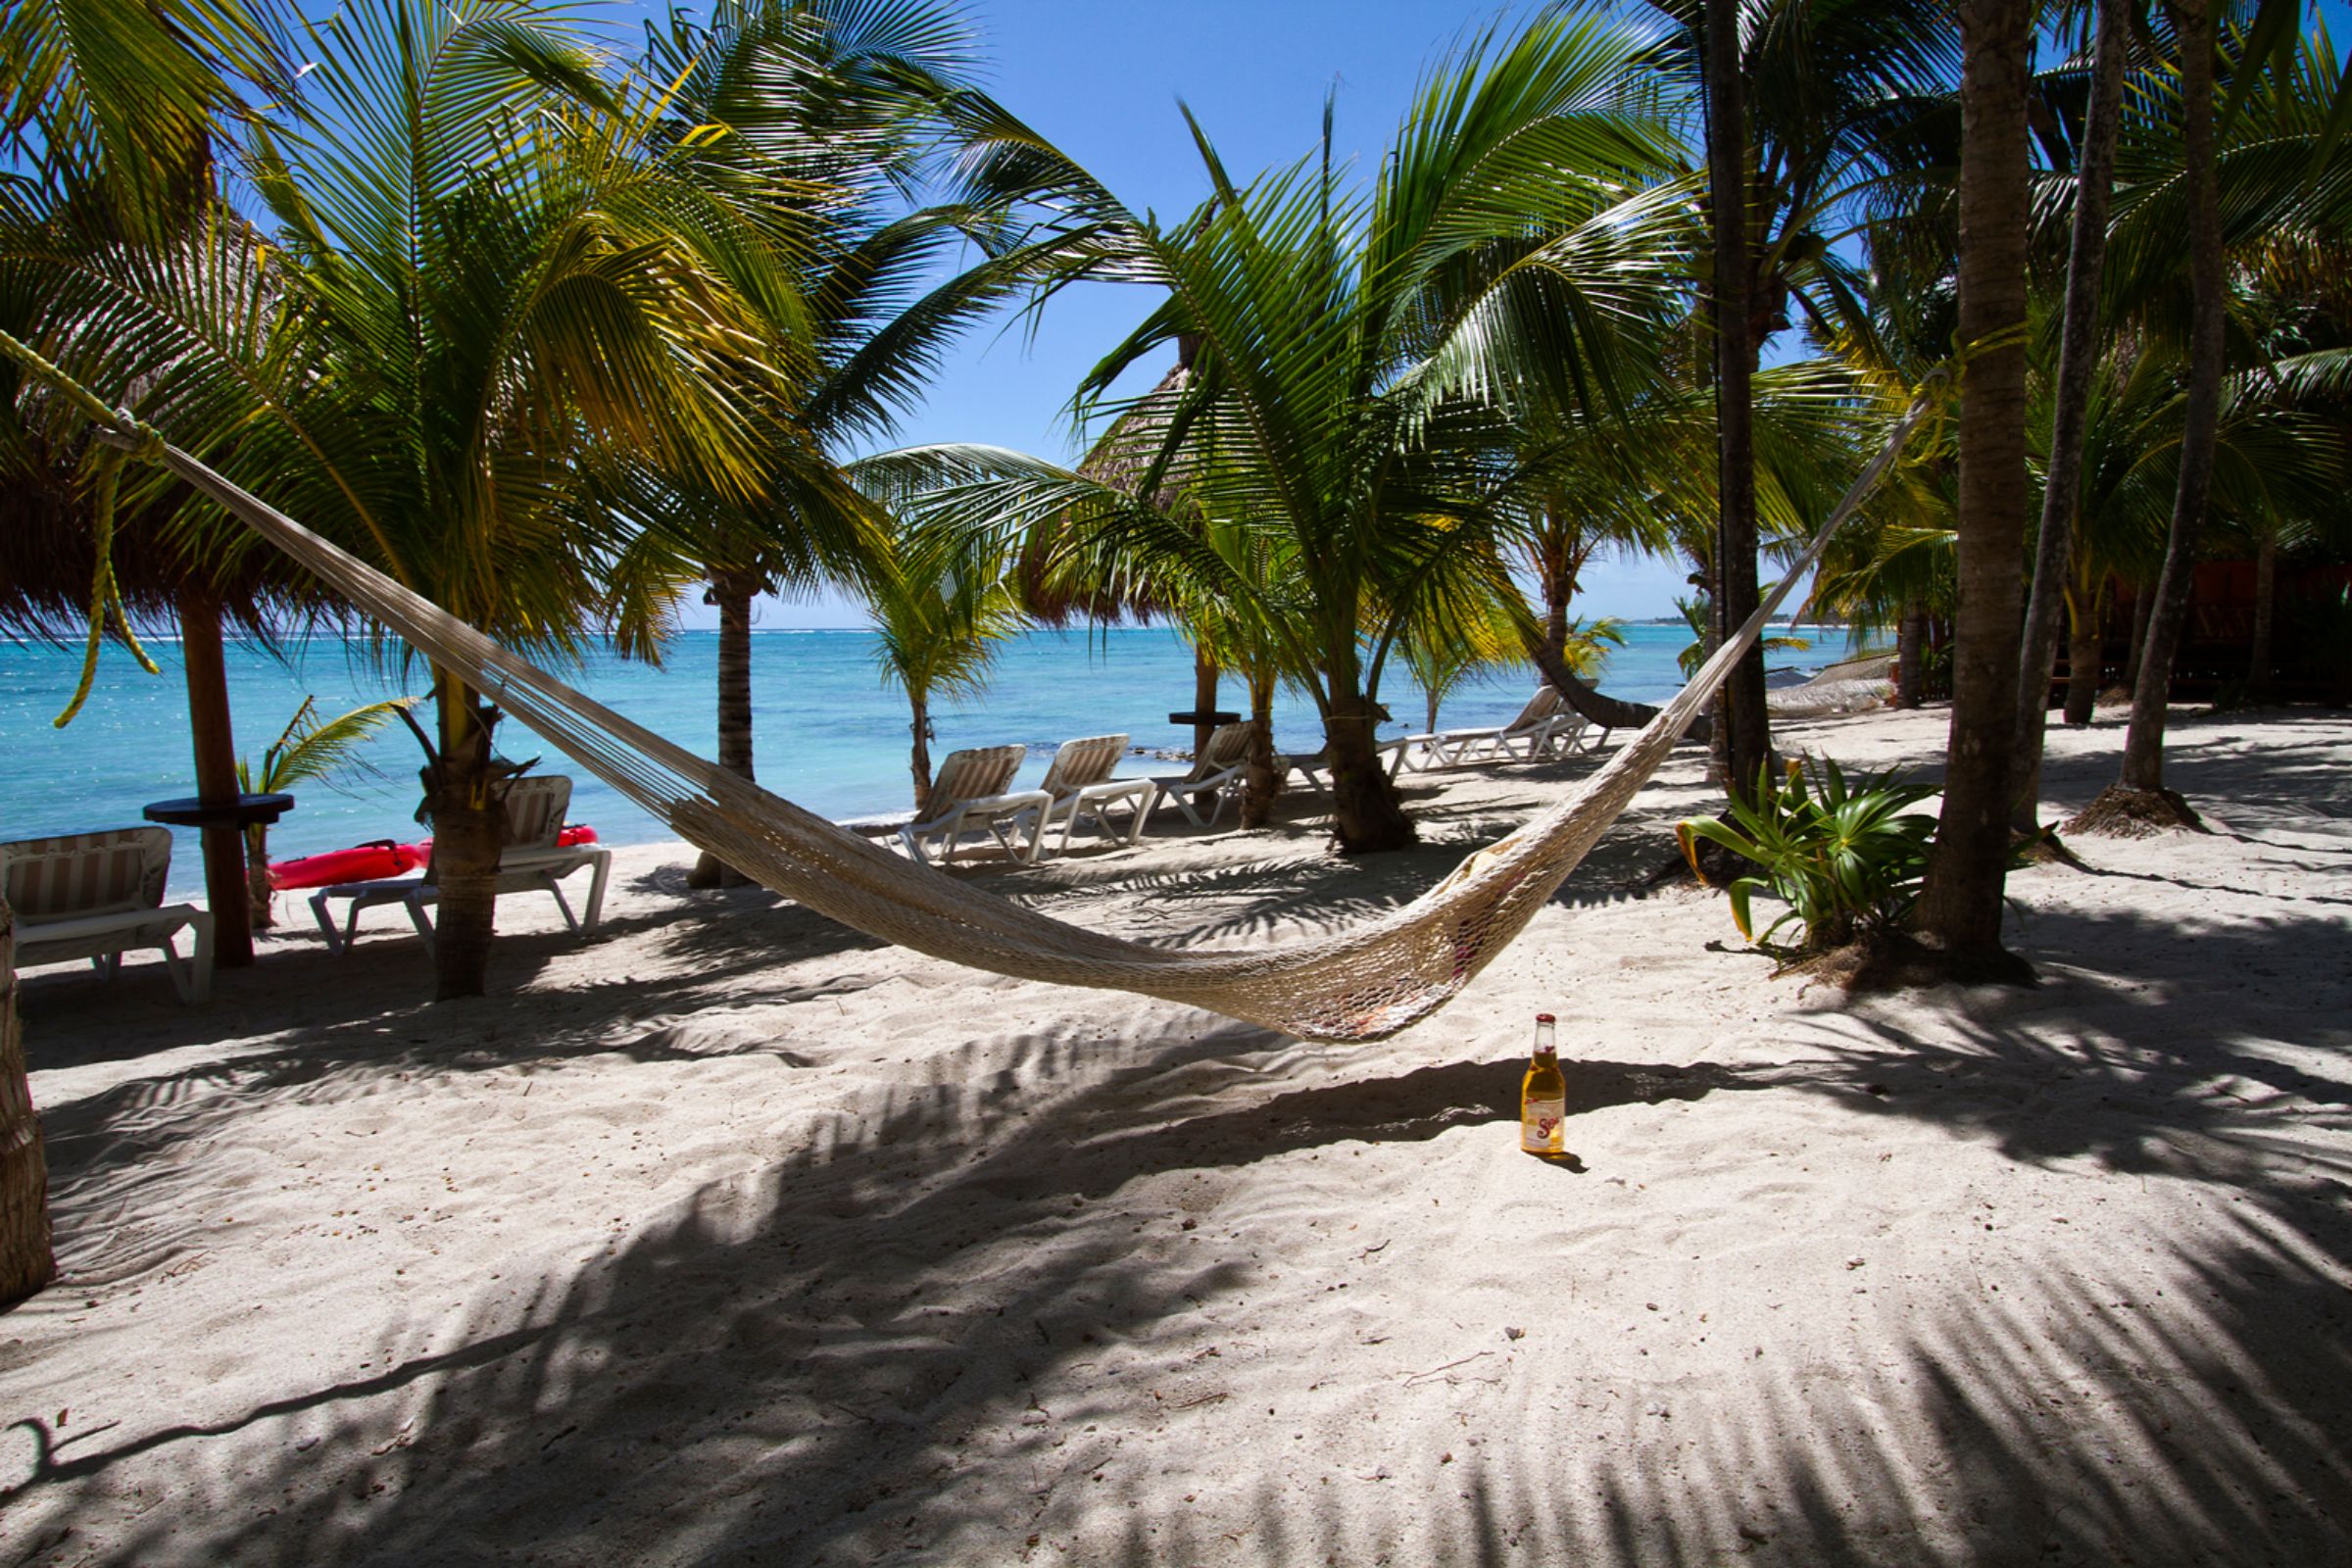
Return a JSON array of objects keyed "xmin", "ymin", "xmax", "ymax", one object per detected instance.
[{"xmin": 2, "ymin": 324, "xmax": 1936, "ymax": 1040}]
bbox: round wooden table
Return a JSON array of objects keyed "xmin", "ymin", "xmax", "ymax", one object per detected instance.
[
  {"xmin": 143, "ymin": 793, "xmax": 295, "ymax": 968},
  {"xmin": 142, "ymin": 792, "xmax": 297, "ymax": 831}
]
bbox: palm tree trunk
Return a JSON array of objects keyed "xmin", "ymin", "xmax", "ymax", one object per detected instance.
[
  {"xmin": 1914, "ymin": 0, "xmax": 2034, "ymax": 965},
  {"xmin": 2119, "ymin": 0, "xmax": 2223, "ymax": 797},
  {"xmin": 2247, "ymin": 528, "xmax": 2278, "ymax": 702},
  {"xmin": 1895, "ymin": 600, "xmax": 1929, "ymax": 709},
  {"xmin": 1323, "ymin": 657, "xmax": 1413, "ymax": 853},
  {"xmin": 2011, "ymin": 0, "xmax": 2126, "ymax": 832},
  {"xmin": 908, "ymin": 691, "xmax": 934, "ymax": 817},
  {"xmin": 1521, "ymin": 629, "xmax": 1681, "ymax": 735},
  {"xmin": 2121, "ymin": 583, "xmax": 2154, "ymax": 689},
  {"xmin": 0, "ymin": 897, "xmax": 55, "ymax": 1308},
  {"xmin": 1241, "ymin": 673, "xmax": 1282, "ymax": 829},
  {"xmin": 177, "ymin": 584, "xmax": 254, "ymax": 967},
  {"xmin": 428, "ymin": 679, "xmax": 505, "ymax": 1002},
  {"xmin": 2065, "ymin": 582, "xmax": 2103, "ymax": 724},
  {"xmin": 1541, "ymin": 512, "xmax": 1573, "ymax": 662},
  {"xmin": 690, "ymin": 568, "xmax": 758, "ymax": 889},
  {"xmin": 1192, "ymin": 646, "xmax": 1220, "ymax": 761},
  {"xmin": 1706, "ymin": 0, "xmax": 1771, "ymax": 807},
  {"xmin": 245, "ymin": 824, "xmax": 275, "ymax": 930}
]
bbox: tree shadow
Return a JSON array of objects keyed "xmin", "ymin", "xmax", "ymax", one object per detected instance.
[
  {"xmin": 14, "ymin": 958, "xmax": 2348, "ymax": 1564},
  {"xmin": 2, "ymin": 1014, "xmax": 1752, "ymax": 1565}
]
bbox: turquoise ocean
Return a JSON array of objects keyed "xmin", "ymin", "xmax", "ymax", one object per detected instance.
[{"xmin": 0, "ymin": 622, "xmax": 1830, "ymax": 898}]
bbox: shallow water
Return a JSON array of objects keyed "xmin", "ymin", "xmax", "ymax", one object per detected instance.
[{"xmin": 0, "ymin": 621, "xmax": 1826, "ymax": 897}]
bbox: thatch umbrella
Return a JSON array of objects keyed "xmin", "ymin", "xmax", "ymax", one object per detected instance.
[{"xmin": 0, "ymin": 436, "xmax": 335, "ymax": 966}]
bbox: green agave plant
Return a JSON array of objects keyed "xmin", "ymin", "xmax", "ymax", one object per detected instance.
[{"xmin": 1677, "ymin": 758, "xmax": 1938, "ymax": 954}]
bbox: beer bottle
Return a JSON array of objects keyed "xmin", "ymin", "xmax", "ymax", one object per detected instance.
[{"xmin": 1520, "ymin": 1013, "xmax": 1566, "ymax": 1157}]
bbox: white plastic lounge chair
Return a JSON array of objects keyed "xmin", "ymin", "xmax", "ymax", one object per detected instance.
[
  {"xmin": 1280, "ymin": 735, "xmax": 1420, "ymax": 793},
  {"xmin": 0, "ymin": 826, "xmax": 214, "ymax": 1003},
  {"xmin": 899, "ymin": 746, "xmax": 1051, "ymax": 865},
  {"xmin": 1276, "ymin": 743, "xmax": 1330, "ymax": 797},
  {"xmin": 1148, "ymin": 721, "xmax": 1256, "ymax": 830},
  {"xmin": 1400, "ymin": 688, "xmax": 1595, "ymax": 769},
  {"xmin": 1021, "ymin": 734, "xmax": 1156, "ymax": 860},
  {"xmin": 309, "ymin": 775, "xmax": 613, "ymax": 954}
]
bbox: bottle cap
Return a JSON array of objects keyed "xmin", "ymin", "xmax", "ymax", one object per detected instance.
[{"xmin": 1536, "ymin": 1012, "xmax": 1555, "ymax": 1023}]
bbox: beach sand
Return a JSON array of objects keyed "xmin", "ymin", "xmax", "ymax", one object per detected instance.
[{"xmin": 3, "ymin": 704, "xmax": 2348, "ymax": 1565}]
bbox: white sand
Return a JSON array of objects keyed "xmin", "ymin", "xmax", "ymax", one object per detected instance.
[{"xmin": 3, "ymin": 704, "xmax": 2349, "ymax": 1565}]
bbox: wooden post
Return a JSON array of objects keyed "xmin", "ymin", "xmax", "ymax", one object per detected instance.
[
  {"xmin": 0, "ymin": 898, "xmax": 56, "ymax": 1307},
  {"xmin": 177, "ymin": 585, "xmax": 254, "ymax": 967},
  {"xmin": 1192, "ymin": 648, "xmax": 1219, "ymax": 760}
]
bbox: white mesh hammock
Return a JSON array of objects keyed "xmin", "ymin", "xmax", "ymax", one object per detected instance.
[{"xmin": 68, "ymin": 370, "xmax": 1929, "ymax": 1041}]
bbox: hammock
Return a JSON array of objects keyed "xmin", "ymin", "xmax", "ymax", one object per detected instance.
[{"xmin": 24, "ymin": 330, "xmax": 1932, "ymax": 1040}]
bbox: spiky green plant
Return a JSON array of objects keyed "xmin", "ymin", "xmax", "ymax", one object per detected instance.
[{"xmin": 1676, "ymin": 758, "xmax": 1937, "ymax": 954}]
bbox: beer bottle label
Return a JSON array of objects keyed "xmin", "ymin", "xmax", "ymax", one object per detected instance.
[{"xmin": 1521, "ymin": 1099, "xmax": 1565, "ymax": 1152}]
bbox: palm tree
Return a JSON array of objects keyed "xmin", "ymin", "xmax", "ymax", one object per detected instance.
[
  {"xmin": 217, "ymin": 0, "xmax": 805, "ymax": 996},
  {"xmin": 2111, "ymin": 0, "xmax": 2226, "ymax": 819},
  {"xmin": 625, "ymin": 0, "xmax": 1005, "ymax": 887},
  {"xmin": 1656, "ymin": 0, "xmax": 1961, "ymax": 801},
  {"xmin": 868, "ymin": 526, "xmax": 1025, "ymax": 813},
  {"xmin": 2010, "ymin": 0, "xmax": 2129, "ymax": 832},
  {"xmin": 2080, "ymin": 8, "xmax": 2352, "ymax": 814},
  {"xmin": 873, "ymin": 12, "xmax": 1689, "ymax": 852},
  {"xmin": 236, "ymin": 695, "xmax": 419, "ymax": 928},
  {"xmin": 0, "ymin": 0, "xmax": 296, "ymax": 1308},
  {"xmin": 1514, "ymin": 352, "xmax": 1874, "ymax": 738},
  {"xmin": 3, "ymin": 2, "xmax": 309, "ymax": 974},
  {"xmin": 1912, "ymin": 0, "xmax": 2034, "ymax": 971}
]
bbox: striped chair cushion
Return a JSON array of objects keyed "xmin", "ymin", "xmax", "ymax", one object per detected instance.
[{"xmin": 0, "ymin": 827, "xmax": 172, "ymax": 919}]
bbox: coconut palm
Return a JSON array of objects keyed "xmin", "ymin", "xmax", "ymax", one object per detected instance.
[
  {"xmin": 1652, "ymin": 0, "xmax": 1962, "ymax": 802},
  {"xmin": 0, "ymin": 0, "xmax": 298, "ymax": 1308},
  {"xmin": 3, "ymin": 2, "xmax": 318, "ymax": 976},
  {"xmin": 621, "ymin": 0, "xmax": 1031, "ymax": 886},
  {"xmin": 235, "ymin": 695, "xmax": 420, "ymax": 928},
  {"xmin": 2086, "ymin": 10, "xmax": 2352, "ymax": 814},
  {"xmin": 0, "ymin": 0, "xmax": 294, "ymax": 241},
  {"xmin": 868, "ymin": 10, "xmax": 1690, "ymax": 852},
  {"xmin": 101, "ymin": 0, "xmax": 808, "ymax": 998},
  {"xmin": 2107, "ymin": 0, "xmax": 2228, "ymax": 819},
  {"xmin": 2011, "ymin": 0, "xmax": 2130, "ymax": 831},
  {"xmin": 868, "ymin": 525, "xmax": 1026, "ymax": 813},
  {"xmin": 1911, "ymin": 0, "xmax": 2035, "ymax": 969}
]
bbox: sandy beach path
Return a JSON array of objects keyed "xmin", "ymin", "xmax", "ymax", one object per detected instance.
[{"xmin": 2, "ymin": 706, "xmax": 2348, "ymax": 1565}]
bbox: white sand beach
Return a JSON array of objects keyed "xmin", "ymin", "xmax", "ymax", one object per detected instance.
[{"xmin": 3, "ymin": 704, "xmax": 2349, "ymax": 1565}]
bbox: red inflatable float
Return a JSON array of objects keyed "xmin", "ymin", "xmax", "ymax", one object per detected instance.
[
  {"xmin": 268, "ymin": 839, "xmax": 425, "ymax": 890},
  {"xmin": 270, "ymin": 824, "xmax": 597, "ymax": 891}
]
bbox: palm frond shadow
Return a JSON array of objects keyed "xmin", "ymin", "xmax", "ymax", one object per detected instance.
[
  {"xmin": 22, "ymin": 960, "xmax": 2351, "ymax": 1565},
  {"xmin": 10, "ymin": 1011, "xmax": 1756, "ymax": 1564},
  {"xmin": 1795, "ymin": 902, "xmax": 2352, "ymax": 1178}
]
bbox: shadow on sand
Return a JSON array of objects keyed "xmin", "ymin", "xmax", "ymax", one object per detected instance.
[{"xmin": 6, "ymin": 713, "xmax": 2349, "ymax": 1563}]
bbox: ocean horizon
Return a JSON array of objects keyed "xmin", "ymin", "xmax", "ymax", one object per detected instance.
[{"xmin": 2, "ymin": 621, "xmax": 1842, "ymax": 898}]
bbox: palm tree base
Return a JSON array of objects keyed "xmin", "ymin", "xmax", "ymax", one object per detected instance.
[
  {"xmin": 2063, "ymin": 784, "xmax": 2205, "ymax": 838},
  {"xmin": 1835, "ymin": 926, "xmax": 2037, "ymax": 993}
]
